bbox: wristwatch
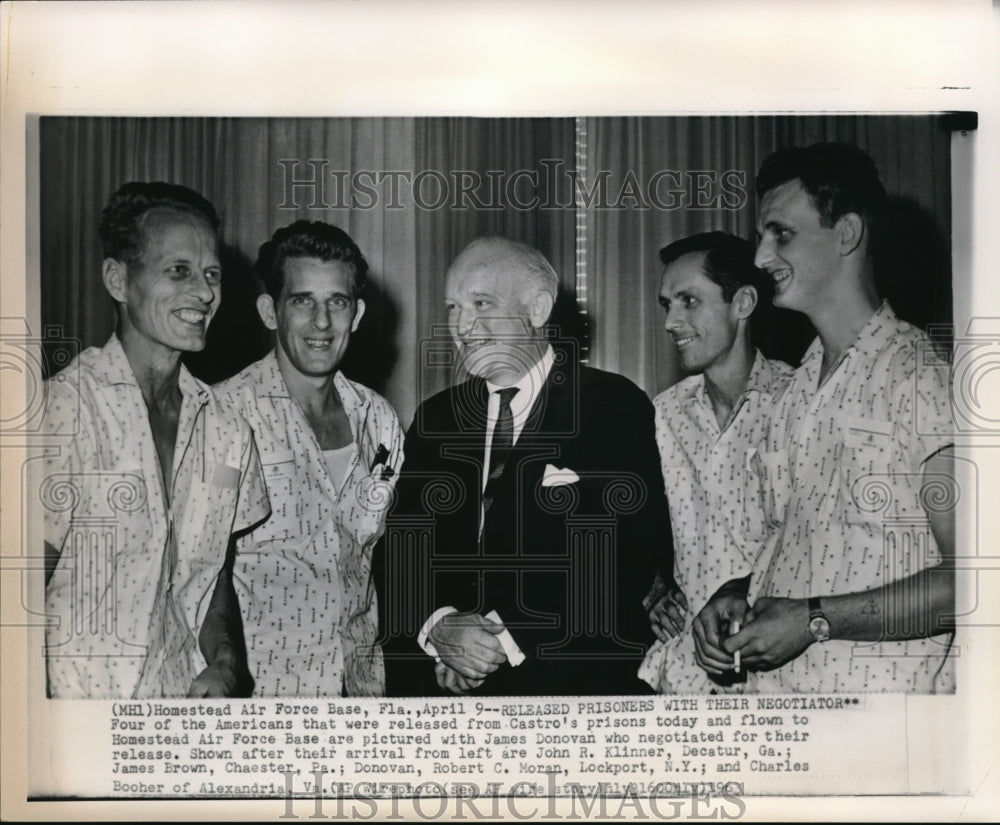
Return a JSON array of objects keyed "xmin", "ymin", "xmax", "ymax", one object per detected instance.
[{"xmin": 807, "ymin": 597, "xmax": 830, "ymax": 643}]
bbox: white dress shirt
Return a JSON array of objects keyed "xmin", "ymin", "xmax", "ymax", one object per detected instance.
[
  {"xmin": 481, "ymin": 345, "xmax": 556, "ymax": 491},
  {"xmin": 419, "ymin": 345, "xmax": 556, "ymax": 659}
]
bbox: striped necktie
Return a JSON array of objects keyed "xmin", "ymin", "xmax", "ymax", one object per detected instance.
[{"xmin": 483, "ymin": 386, "xmax": 519, "ymax": 518}]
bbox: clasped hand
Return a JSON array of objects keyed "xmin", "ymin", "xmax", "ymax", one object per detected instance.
[
  {"xmin": 649, "ymin": 587, "xmax": 689, "ymax": 641},
  {"xmin": 429, "ymin": 611, "xmax": 508, "ymax": 694}
]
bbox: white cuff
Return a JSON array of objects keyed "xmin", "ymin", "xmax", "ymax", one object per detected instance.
[
  {"xmin": 418, "ymin": 606, "xmax": 458, "ymax": 659},
  {"xmin": 484, "ymin": 610, "xmax": 526, "ymax": 667}
]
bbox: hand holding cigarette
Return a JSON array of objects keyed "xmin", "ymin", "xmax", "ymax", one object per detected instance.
[{"xmin": 730, "ymin": 618, "xmax": 741, "ymax": 673}]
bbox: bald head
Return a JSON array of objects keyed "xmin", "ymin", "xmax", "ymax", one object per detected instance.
[{"xmin": 448, "ymin": 237, "xmax": 559, "ymax": 307}]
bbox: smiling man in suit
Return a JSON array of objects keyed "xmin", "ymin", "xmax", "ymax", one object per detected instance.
[{"xmin": 385, "ymin": 236, "xmax": 671, "ymax": 696}]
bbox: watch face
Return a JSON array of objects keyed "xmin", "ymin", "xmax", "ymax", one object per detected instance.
[{"xmin": 809, "ymin": 616, "xmax": 831, "ymax": 642}]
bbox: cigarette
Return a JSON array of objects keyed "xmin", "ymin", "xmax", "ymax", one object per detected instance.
[{"xmin": 731, "ymin": 619, "xmax": 741, "ymax": 673}]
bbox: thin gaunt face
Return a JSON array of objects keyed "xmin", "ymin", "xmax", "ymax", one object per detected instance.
[
  {"xmin": 120, "ymin": 209, "xmax": 222, "ymax": 356},
  {"xmin": 270, "ymin": 257, "xmax": 363, "ymax": 379},
  {"xmin": 659, "ymin": 251, "xmax": 741, "ymax": 375}
]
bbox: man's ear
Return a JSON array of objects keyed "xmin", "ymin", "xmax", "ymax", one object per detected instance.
[
  {"xmin": 351, "ymin": 298, "xmax": 366, "ymax": 333},
  {"xmin": 837, "ymin": 212, "xmax": 865, "ymax": 257},
  {"xmin": 256, "ymin": 293, "xmax": 278, "ymax": 331},
  {"xmin": 102, "ymin": 258, "xmax": 128, "ymax": 303},
  {"xmin": 528, "ymin": 291, "xmax": 555, "ymax": 330},
  {"xmin": 732, "ymin": 285, "xmax": 758, "ymax": 321}
]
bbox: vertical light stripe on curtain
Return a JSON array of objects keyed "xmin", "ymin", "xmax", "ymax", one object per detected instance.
[
  {"xmin": 574, "ymin": 116, "xmax": 590, "ymax": 363},
  {"xmin": 583, "ymin": 115, "xmax": 954, "ymax": 399},
  {"xmin": 39, "ymin": 116, "xmax": 951, "ymax": 421}
]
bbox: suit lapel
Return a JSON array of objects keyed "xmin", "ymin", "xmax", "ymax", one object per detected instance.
[
  {"xmin": 455, "ymin": 376, "xmax": 490, "ymax": 435},
  {"xmin": 522, "ymin": 354, "xmax": 576, "ymax": 440},
  {"xmin": 434, "ymin": 377, "xmax": 490, "ymax": 475}
]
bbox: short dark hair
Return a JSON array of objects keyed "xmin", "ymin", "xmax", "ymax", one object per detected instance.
[
  {"xmin": 98, "ymin": 181, "xmax": 221, "ymax": 267},
  {"xmin": 755, "ymin": 142, "xmax": 886, "ymax": 230},
  {"xmin": 255, "ymin": 220, "xmax": 369, "ymax": 300},
  {"xmin": 658, "ymin": 231, "xmax": 762, "ymax": 303}
]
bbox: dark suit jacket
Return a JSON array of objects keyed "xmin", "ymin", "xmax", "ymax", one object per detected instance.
[{"xmin": 380, "ymin": 355, "xmax": 672, "ymax": 696}]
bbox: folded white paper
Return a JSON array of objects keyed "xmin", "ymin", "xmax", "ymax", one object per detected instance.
[{"xmin": 485, "ymin": 610, "xmax": 526, "ymax": 666}]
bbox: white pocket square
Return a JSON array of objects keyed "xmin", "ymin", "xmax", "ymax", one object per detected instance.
[{"xmin": 541, "ymin": 464, "xmax": 580, "ymax": 487}]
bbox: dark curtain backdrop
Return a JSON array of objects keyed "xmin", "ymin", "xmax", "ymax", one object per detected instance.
[
  {"xmin": 585, "ymin": 115, "xmax": 953, "ymax": 394},
  {"xmin": 412, "ymin": 118, "xmax": 577, "ymax": 401},
  {"xmin": 38, "ymin": 117, "xmax": 576, "ymax": 425},
  {"xmin": 39, "ymin": 116, "xmax": 953, "ymax": 422}
]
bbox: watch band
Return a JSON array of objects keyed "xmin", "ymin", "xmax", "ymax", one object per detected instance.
[{"xmin": 807, "ymin": 596, "xmax": 830, "ymax": 642}]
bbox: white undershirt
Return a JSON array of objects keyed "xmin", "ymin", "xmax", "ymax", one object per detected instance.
[{"xmin": 322, "ymin": 442, "xmax": 356, "ymax": 491}]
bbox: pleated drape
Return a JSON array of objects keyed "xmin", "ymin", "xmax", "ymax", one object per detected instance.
[
  {"xmin": 584, "ymin": 115, "xmax": 953, "ymax": 396},
  {"xmin": 39, "ymin": 115, "xmax": 953, "ymax": 421}
]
